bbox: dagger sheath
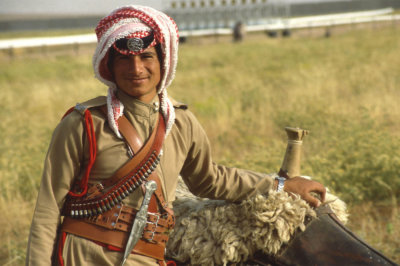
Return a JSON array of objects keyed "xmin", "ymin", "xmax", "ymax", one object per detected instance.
[{"xmin": 120, "ymin": 180, "xmax": 157, "ymax": 266}]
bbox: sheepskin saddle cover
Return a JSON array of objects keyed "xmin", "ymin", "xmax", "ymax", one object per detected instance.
[{"xmin": 166, "ymin": 178, "xmax": 348, "ymax": 265}]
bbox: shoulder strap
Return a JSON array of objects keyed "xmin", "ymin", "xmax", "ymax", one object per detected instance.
[
  {"xmin": 101, "ymin": 112, "xmax": 159, "ymax": 188},
  {"xmin": 103, "ymin": 109, "xmax": 172, "ymax": 216},
  {"xmin": 63, "ymin": 101, "xmax": 173, "ymax": 218},
  {"xmin": 100, "ymin": 105, "xmax": 143, "ymax": 155}
]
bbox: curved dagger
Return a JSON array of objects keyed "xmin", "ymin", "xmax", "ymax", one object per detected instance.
[{"xmin": 120, "ymin": 180, "xmax": 157, "ymax": 266}]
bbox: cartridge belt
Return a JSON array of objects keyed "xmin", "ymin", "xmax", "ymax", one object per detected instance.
[
  {"xmin": 61, "ymin": 103, "xmax": 175, "ymax": 261},
  {"xmin": 62, "ymin": 111, "xmax": 166, "ymax": 218},
  {"xmin": 61, "ymin": 204, "xmax": 174, "ymax": 260}
]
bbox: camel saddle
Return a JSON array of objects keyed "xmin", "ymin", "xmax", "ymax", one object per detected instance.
[{"xmin": 247, "ymin": 204, "xmax": 397, "ymax": 266}]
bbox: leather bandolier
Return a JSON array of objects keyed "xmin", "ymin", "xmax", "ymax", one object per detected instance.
[{"xmin": 60, "ymin": 104, "xmax": 175, "ymax": 261}]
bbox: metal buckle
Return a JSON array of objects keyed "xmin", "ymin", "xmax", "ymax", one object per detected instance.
[
  {"xmin": 144, "ymin": 212, "xmax": 160, "ymax": 242},
  {"xmin": 147, "ymin": 212, "xmax": 160, "ymax": 225}
]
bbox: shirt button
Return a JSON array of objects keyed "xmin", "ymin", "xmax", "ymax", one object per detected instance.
[{"xmin": 153, "ymin": 102, "xmax": 159, "ymax": 112}]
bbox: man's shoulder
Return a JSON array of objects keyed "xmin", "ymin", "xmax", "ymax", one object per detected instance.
[
  {"xmin": 169, "ymin": 97, "xmax": 188, "ymax": 110},
  {"xmin": 60, "ymin": 96, "xmax": 106, "ymax": 124},
  {"xmin": 169, "ymin": 97, "xmax": 202, "ymax": 132},
  {"xmin": 169, "ymin": 97, "xmax": 194, "ymax": 125},
  {"xmin": 74, "ymin": 96, "xmax": 107, "ymax": 115}
]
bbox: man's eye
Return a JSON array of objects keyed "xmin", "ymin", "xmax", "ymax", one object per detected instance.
[{"xmin": 142, "ymin": 54, "xmax": 154, "ymax": 59}]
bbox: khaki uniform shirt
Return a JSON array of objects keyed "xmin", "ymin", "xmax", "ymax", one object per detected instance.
[{"xmin": 26, "ymin": 90, "xmax": 274, "ymax": 266}]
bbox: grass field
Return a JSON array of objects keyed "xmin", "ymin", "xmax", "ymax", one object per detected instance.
[{"xmin": 1, "ymin": 25, "xmax": 399, "ymax": 264}]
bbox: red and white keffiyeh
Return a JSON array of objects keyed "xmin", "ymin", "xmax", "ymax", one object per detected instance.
[{"xmin": 92, "ymin": 5, "xmax": 179, "ymax": 138}]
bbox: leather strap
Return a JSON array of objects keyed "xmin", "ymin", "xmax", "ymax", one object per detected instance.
[
  {"xmin": 80, "ymin": 204, "xmax": 174, "ymax": 234},
  {"xmin": 62, "ymin": 216, "xmax": 166, "ymax": 261},
  {"xmin": 118, "ymin": 115, "xmax": 144, "ymax": 153},
  {"xmin": 62, "ymin": 111, "xmax": 166, "ymax": 217},
  {"xmin": 61, "ymin": 104, "xmax": 175, "ymax": 262},
  {"xmin": 100, "ymin": 106, "xmax": 160, "ymax": 188},
  {"xmin": 101, "ymin": 108, "xmax": 172, "ymax": 217},
  {"xmin": 147, "ymin": 173, "xmax": 174, "ymax": 217},
  {"xmin": 100, "ymin": 105, "xmax": 143, "ymax": 154}
]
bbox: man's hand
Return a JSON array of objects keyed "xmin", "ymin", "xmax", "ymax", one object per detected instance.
[{"xmin": 278, "ymin": 176, "xmax": 326, "ymax": 208}]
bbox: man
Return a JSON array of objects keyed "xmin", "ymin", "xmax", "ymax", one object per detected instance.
[{"xmin": 26, "ymin": 5, "xmax": 325, "ymax": 266}]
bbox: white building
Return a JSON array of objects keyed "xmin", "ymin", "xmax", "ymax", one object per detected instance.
[{"xmin": 163, "ymin": 0, "xmax": 290, "ymax": 30}]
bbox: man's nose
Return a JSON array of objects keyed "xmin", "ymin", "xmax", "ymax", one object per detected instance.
[{"xmin": 128, "ymin": 56, "xmax": 144, "ymax": 75}]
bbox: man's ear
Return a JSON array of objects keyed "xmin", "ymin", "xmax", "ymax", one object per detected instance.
[
  {"xmin": 99, "ymin": 50, "xmax": 114, "ymax": 82},
  {"xmin": 156, "ymin": 67, "xmax": 164, "ymax": 91},
  {"xmin": 107, "ymin": 48, "xmax": 116, "ymax": 80}
]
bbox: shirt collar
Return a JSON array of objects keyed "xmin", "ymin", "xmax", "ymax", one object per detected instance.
[{"xmin": 116, "ymin": 89, "xmax": 159, "ymax": 117}]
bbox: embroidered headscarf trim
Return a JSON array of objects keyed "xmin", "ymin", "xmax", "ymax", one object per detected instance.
[{"xmin": 92, "ymin": 5, "xmax": 179, "ymax": 138}]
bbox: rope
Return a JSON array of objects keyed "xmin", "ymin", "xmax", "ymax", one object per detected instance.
[{"xmin": 68, "ymin": 109, "xmax": 97, "ymax": 197}]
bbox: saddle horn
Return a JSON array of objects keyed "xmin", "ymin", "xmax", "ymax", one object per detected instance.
[{"xmin": 279, "ymin": 127, "xmax": 309, "ymax": 178}]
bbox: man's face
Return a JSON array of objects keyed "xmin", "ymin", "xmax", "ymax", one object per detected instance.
[{"xmin": 111, "ymin": 46, "xmax": 161, "ymax": 103}]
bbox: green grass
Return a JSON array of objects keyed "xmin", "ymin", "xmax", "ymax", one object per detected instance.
[
  {"xmin": 174, "ymin": 28, "xmax": 400, "ymax": 204},
  {"xmin": 1, "ymin": 26, "xmax": 399, "ymax": 264}
]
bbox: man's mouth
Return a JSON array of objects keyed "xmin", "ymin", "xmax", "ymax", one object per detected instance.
[{"xmin": 127, "ymin": 77, "xmax": 148, "ymax": 83}]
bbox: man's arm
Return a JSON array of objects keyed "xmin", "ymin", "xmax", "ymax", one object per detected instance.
[
  {"xmin": 26, "ymin": 112, "xmax": 84, "ymax": 265},
  {"xmin": 179, "ymin": 110, "xmax": 326, "ymax": 206},
  {"xmin": 179, "ymin": 110, "xmax": 274, "ymax": 202}
]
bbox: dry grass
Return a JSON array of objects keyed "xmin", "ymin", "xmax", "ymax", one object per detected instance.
[
  {"xmin": 347, "ymin": 203, "xmax": 400, "ymax": 262},
  {"xmin": 1, "ymin": 24, "xmax": 399, "ymax": 264}
]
